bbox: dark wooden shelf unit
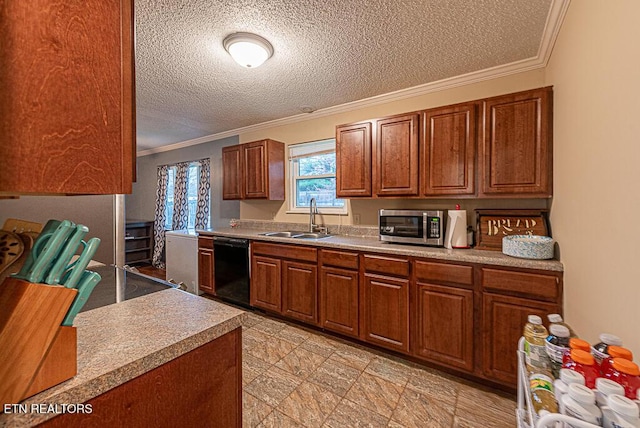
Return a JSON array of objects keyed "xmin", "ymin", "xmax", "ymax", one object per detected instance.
[{"xmin": 125, "ymin": 220, "xmax": 153, "ymax": 265}]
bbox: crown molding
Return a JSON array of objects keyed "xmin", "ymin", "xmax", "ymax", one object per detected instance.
[{"xmin": 138, "ymin": 0, "xmax": 570, "ymax": 157}]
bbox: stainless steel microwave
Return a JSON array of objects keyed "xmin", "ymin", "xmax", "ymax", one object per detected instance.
[{"xmin": 378, "ymin": 209, "xmax": 445, "ymax": 246}]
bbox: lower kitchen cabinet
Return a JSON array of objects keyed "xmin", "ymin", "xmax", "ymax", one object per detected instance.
[
  {"xmin": 250, "ymin": 255, "xmax": 282, "ymax": 313},
  {"xmin": 361, "ymin": 272, "xmax": 409, "ymax": 353},
  {"xmin": 320, "ymin": 266, "xmax": 359, "ymax": 338},
  {"xmin": 250, "ymin": 242, "xmax": 318, "ymax": 323},
  {"xmin": 413, "ymin": 282, "xmax": 474, "ymax": 371},
  {"xmin": 197, "ymin": 236, "xmax": 214, "ymax": 295},
  {"xmin": 282, "ymin": 260, "xmax": 318, "ymax": 324}
]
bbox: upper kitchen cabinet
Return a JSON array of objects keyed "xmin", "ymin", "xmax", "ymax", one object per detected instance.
[
  {"xmin": 480, "ymin": 87, "xmax": 553, "ymax": 197},
  {"xmin": 0, "ymin": 0, "xmax": 135, "ymax": 195},
  {"xmin": 421, "ymin": 103, "xmax": 477, "ymax": 196},
  {"xmin": 336, "ymin": 122, "xmax": 372, "ymax": 197},
  {"xmin": 222, "ymin": 139, "xmax": 285, "ymax": 200},
  {"xmin": 374, "ymin": 114, "xmax": 420, "ymax": 197}
]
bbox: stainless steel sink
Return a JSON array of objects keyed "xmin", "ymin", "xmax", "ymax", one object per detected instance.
[
  {"xmin": 259, "ymin": 231, "xmax": 305, "ymax": 238},
  {"xmin": 292, "ymin": 233, "xmax": 333, "ymax": 239}
]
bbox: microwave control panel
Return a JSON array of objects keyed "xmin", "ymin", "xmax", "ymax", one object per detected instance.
[{"xmin": 427, "ymin": 217, "xmax": 441, "ymax": 239}]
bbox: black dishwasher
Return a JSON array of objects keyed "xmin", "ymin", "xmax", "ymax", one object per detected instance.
[{"xmin": 213, "ymin": 237, "xmax": 250, "ymax": 308}]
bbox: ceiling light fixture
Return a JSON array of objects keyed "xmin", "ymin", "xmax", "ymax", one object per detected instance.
[{"xmin": 223, "ymin": 32, "xmax": 273, "ymax": 68}]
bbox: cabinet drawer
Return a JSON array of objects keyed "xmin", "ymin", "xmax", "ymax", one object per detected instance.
[
  {"xmin": 363, "ymin": 254, "xmax": 409, "ymax": 277},
  {"xmin": 198, "ymin": 236, "xmax": 214, "ymax": 249},
  {"xmin": 481, "ymin": 268, "xmax": 560, "ymax": 301},
  {"xmin": 320, "ymin": 250, "xmax": 359, "ymax": 270},
  {"xmin": 252, "ymin": 242, "xmax": 317, "ymax": 262},
  {"xmin": 414, "ymin": 260, "xmax": 473, "ymax": 286}
]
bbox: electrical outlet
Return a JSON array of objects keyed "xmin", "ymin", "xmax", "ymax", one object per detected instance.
[{"xmin": 353, "ymin": 213, "xmax": 361, "ymax": 225}]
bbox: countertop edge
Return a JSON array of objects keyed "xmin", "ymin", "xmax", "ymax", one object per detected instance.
[{"xmin": 197, "ymin": 228, "xmax": 564, "ymax": 272}]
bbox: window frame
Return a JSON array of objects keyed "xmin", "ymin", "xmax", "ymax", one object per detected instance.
[
  {"xmin": 287, "ymin": 139, "xmax": 347, "ymax": 215},
  {"xmin": 163, "ymin": 161, "xmax": 207, "ymax": 231}
]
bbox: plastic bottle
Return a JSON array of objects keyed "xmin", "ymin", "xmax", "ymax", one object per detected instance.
[
  {"xmin": 566, "ymin": 349, "xmax": 600, "ymax": 388},
  {"xmin": 603, "ymin": 358, "xmax": 640, "ymax": 399},
  {"xmin": 555, "ymin": 369, "xmax": 585, "ymax": 410},
  {"xmin": 563, "ymin": 338, "xmax": 592, "ymax": 367},
  {"xmin": 547, "ymin": 313, "xmax": 577, "ymax": 337},
  {"xmin": 601, "ymin": 394, "xmax": 640, "ymax": 428},
  {"xmin": 595, "ymin": 377, "xmax": 626, "ymax": 408},
  {"xmin": 524, "ymin": 315, "xmax": 551, "ymax": 371},
  {"xmin": 529, "ymin": 369, "xmax": 559, "ymax": 416},
  {"xmin": 546, "ymin": 324, "xmax": 571, "ymax": 378},
  {"xmin": 601, "ymin": 346, "xmax": 634, "ymax": 376},
  {"xmin": 593, "ymin": 333, "xmax": 624, "ymax": 366},
  {"xmin": 561, "ymin": 383, "xmax": 602, "ymax": 425}
]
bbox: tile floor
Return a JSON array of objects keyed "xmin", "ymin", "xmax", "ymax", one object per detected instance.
[{"xmin": 241, "ymin": 311, "xmax": 517, "ymax": 427}]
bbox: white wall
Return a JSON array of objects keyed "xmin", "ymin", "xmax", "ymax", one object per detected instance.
[{"xmin": 546, "ymin": 1, "xmax": 640, "ymax": 355}]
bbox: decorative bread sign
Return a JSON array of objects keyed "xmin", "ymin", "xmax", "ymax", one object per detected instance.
[{"xmin": 475, "ymin": 209, "xmax": 550, "ymax": 251}]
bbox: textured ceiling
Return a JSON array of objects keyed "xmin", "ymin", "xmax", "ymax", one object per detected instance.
[{"xmin": 135, "ymin": 0, "xmax": 555, "ymax": 151}]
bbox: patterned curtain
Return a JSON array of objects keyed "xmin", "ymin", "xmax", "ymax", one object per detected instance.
[
  {"xmin": 171, "ymin": 162, "xmax": 190, "ymax": 230},
  {"xmin": 195, "ymin": 158, "xmax": 211, "ymax": 229},
  {"xmin": 152, "ymin": 165, "xmax": 169, "ymax": 268}
]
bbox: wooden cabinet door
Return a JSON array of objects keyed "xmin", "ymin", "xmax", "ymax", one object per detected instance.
[
  {"xmin": 282, "ymin": 261, "xmax": 318, "ymax": 325},
  {"xmin": 197, "ymin": 247, "xmax": 214, "ymax": 295},
  {"xmin": 320, "ymin": 266, "xmax": 359, "ymax": 337},
  {"xmin": 482, "ymin": 293, "xmax": 559, "ymax": 386},
  {"xmin": 481, "ymin": 87, "xmax": 553, "ymax": 197},
  {"xmin": 422, "ymin": 103, "xmax": 477, "ymax": 196},
  {"xmin": 374, "ymin": 114, "xmax": 419, "ymax": 196},
  {"xmin": 413, "ymin": 282, "xmax": 474, "ymax": 371},
  {"xmin": 243, "ymin": 141, "xmax": 268, "ymax": 199},
  {"xmin": 361, "ymin": 273, "xmax": 409, "ymax": 353},
  {"xmin": 250, "ymin": 255, "xmax": 282, "ymax": 313},
  {"xmin": 0, "ymin": 0, "xmax": 135, "ymax": 195},
  {"xmin": 222, "ymin": 146, "xmax": 243, "ymax": 200},
  {"xmin": 336, "ymin": 122, "xmax": 372, "ymax": 197}
]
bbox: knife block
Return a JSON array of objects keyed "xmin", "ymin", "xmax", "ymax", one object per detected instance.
[{"xmin": 0, "ymin": 277, "xmax": 78, "ymax": 407}]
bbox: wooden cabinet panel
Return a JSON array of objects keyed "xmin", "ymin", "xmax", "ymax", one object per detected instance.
[
  {"xmin": 42, "ymin": 328, "xmax": 242, "ymax": 428},
  {"xmin": 222, "ymin": 146, "xmax": 243, "ymax": 200},
  {"xmin": 414, "ymin": 260, "xmax": 473, "ymax": 286},
  {"xmin": 362, "ymin": 254, "xmax": 409, "ymax": 277},
  {"xmin": 244, "ymin": 142, "xmax": 268, "ymax": 199},
  {"xmin": 374, "ymin": 114, "xmax": 420, "ymax": 196},
  {"xmin": 320, "ymin": 266, "xmax": 359, "ymax": 338},
  {"xmin": 482, "ymin": 268, "xmax": 561, "ymax": 302},
  {"xmin": 481, "ymin": 87, "xmax": 553, "ymax": 197},
  {"xmin": 319, "ymin": 249, "xmax": 359, "ymax": 270},
  {"xmin": 282, "ymin": 260, "xmax": 318, "ymax": 325},
  {"xmin": 413, "ymin": 282, "xmax": 474, "ymax": 371},
  {"xmin": 250, "ymin": 255, "xmax": 282, "ymax": 312},
  {"xmin": 336, "ymin": 122, "xmax": 372, "ymax": 197},
  {"xmin": 421, "ymin": 103, "xmax": 477, "ymax": 196},
  {"xmin": 0, "ymin": 0, "xmax": 135, "ymax": 195},
  {"xmin": 252, "ymin": 242, "xmax": 317, "ymax": 263},
  {"xmin": 361, "ymin": 273, "xmax": 409, "ymax": 353},
  {"xmin": 197, "ymin": 247, "xmax": 214, "ymax": 295},
  {"xmin": 482, "ymin": 293, "xmax": 559, "ymax": 385}
]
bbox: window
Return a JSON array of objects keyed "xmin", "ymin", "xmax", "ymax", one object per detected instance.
[
  {"xmin": 163, "ymin": 162, "xmax": 205, "ymax": 230},
  {"xmin": 288, "ymin": 139, "xmax": 346, "ymax": 214}
]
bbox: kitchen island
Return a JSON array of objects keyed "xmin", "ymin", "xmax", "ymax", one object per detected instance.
[{"xmin": 0, "ymin": 289, "xmax": 246, "ymax": 427}]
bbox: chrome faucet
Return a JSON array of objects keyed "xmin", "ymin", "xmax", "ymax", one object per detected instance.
[{"xmin": 309, "ymin": 197, "xmax": 318, "ymax": 232}]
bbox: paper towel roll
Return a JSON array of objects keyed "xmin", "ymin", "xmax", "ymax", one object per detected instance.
[{"xmin": 445, "ymin": 210, "xmax": 468, "ymax": 249}]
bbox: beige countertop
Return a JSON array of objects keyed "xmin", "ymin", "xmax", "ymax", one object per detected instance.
[
  {"xmin": 199, "ymin": 226, "xmax": 563, "ymax": 272},
  {"xmin": 0, "ymin": 290, "xmax": 246, "ymax": 427}
]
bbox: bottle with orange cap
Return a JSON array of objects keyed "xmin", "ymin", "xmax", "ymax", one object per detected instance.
[
  {"xmin": 563, "ymin": 337, "xmax": 591, "ymax": 368},
  {"xmin": 601, "ymin": 345, "xmax": 634, "ymax": 376},
  {"xmin": 603, "ymin": 358, "xmax": 640, "ymax": 399},
  {"xmin": 565, "ymin": 349, "xmax": 599, "ymax": 389}
]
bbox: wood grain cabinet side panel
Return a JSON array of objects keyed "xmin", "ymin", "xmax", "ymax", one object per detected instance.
[
  {"xmin": 421, "ymin": 103, "xmax": 477, "ymax": 196},
  {"xmin": 413, "ymin": 282, "xmax": 474, "ymax": 371},
  {"xmin": 336, "ymin": 122, "xmax": 372, "ymax": 197},
  {"xmin": 481, "ymin": 87, "xmax": 553, "ymax": 197},
  {"xmin": 0, "ymin": 0, "xmax": 135, "ymax": 194},
  {"xmin": 374, "ymin": 114, "xmax": 420, "ymax": 196}
]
